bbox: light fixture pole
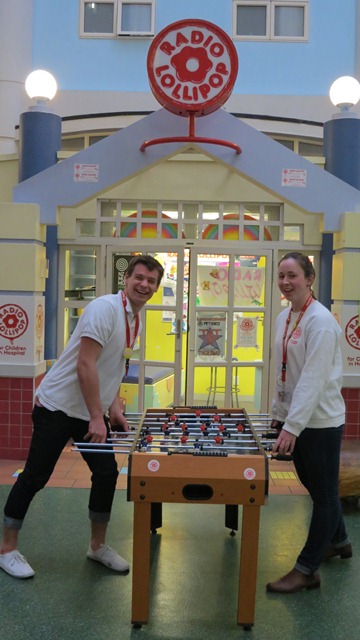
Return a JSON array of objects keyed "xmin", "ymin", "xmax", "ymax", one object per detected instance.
[
  {"xmin": 321, "ymin": 76, "xmax": 360, "ymax": 308},
  {"xmin": 19, "ymin": 70, "xmax": 61, "ymax": 360}
]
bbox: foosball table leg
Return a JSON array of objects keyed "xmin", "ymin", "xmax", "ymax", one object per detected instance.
[
  {"xmin": 132, "ymin": 502, "xmax": 151, "ymax": 628},
  {"xmin": 225, "ymin": 504, "xmax": 238, "ymax": 536},
  {"xmin": 150, "ymin": 501, "xmax": 163, "ymax": 533},
  {"xmin": 237, "ymin": 505, "xmax": 261, "ymax": 630}
]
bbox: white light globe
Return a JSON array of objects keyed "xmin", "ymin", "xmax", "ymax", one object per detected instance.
[
  {"xmin": 25, "ymin": 70, "xmax": 57, "ymax": 101},
  {"xmin": 329, "ymin": 76, "xmax": 360, "ymax": 108}
]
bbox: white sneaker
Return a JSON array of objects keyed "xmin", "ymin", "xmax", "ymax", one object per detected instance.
[
  {"xmin": 87, "ymin": 544, "xmax": 129, "ymax": 572},
  {"xmin": 0, "ymin": 550, "xmax": 35, "ymax": 578}
]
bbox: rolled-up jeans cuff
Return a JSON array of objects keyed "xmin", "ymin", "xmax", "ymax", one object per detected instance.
[
  {"xmin": 3, "ymin": 515, "xmax": 23, "ymax": 530},
  {"xmin": 89, "ymin": 510, "xmax": 110, "ymax": 524},
  {"xmin": 295, "ymin": 561, "xmax": 319, "ymax": 576}
]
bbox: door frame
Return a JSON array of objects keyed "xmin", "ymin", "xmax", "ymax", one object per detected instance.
[{"xmin": 186, "ymin": 247, "xmax": 274, "ymax": 412}]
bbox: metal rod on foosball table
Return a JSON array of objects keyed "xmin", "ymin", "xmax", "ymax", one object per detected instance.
[
  {"xmin": 72, "ymin": 440, "xmax": 134, "ymax": 454},
  {"xmin": 135, "ymin": 442, "xmax": 260, "ymax": 453}
]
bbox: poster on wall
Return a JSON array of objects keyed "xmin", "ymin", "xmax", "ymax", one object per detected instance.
[
  {"xmin": 236, "ymin": 316, "xmax": 258, "ymax": 348},
  {"xmin": 0, "ymin": 295, "xmax": 44, "ymax": 365},
  {"xmin": 196, "ymin": 314, "xmax": 226, "ymax": 358},
  {"xmin": 112, "ymin": 254, "xmax": 135, "ymax": 293},
  {"xmin": 332, "ymin": 303, "xmax": 360, "ymax": 374},
  {"xmin": 197, "ymin": 265, "xmax": 265, "ymax": 306}
]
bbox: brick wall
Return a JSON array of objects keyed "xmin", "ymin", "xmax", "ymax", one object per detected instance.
[{"xmin": 0, "ymin": 375, "xmax": 43, "ymax": 460}]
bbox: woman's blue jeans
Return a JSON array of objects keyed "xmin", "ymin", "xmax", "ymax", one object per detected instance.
[
  {"xmin": 3, "ymin": 405, "xmax": 119, "ymax": 529},
  {"xmin": 293, "ymin": 425, "xmax": 349, "ymax": 574}
]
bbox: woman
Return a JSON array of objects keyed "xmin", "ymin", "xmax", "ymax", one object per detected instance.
[{"xmin": 267, "ymin": 252, "xmax": 351, "ymax": 594}]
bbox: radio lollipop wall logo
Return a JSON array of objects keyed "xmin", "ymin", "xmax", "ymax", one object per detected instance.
[{"xmin": 0, "ymin": 304, "xmax": 29, "ymax": 356}]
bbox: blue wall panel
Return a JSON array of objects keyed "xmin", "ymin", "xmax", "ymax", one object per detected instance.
[{"xmin": 32, "ymin": 0, "xmax": 357, "ymax": 96}]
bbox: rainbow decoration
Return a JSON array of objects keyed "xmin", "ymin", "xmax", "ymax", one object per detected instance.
[
  {"xmin": 202, "ymin": 213, "xmax": 272, "ymax": 241},
  {"xmin": 120, "ymin": 210, "xmax": 185, "ymax": 239}
]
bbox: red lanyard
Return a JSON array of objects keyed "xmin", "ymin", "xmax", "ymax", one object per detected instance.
[
  {"xmin": 281, "ymin": 294, "xmax": 313, "ymax": 384},
  {"xmin": 121, "ymin": 291, "xmax": 140, "ymax": 375}
]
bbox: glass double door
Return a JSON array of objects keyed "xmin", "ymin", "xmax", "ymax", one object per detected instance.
[{"xmin": 107, "ymin": 246, "xmax": 273, "ymax": 414}]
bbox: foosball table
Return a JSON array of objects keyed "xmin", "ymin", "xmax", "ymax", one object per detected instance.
[{"xmin": 127, "ymin": 407, "xmax": 270, "ymax": 630}]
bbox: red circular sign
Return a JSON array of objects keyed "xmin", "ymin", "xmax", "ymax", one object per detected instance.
[
  {"xmin": 345, "ymin": 315, "xmax": 360, "ymax": 351},
  {"xmin": 147, "ymin": 19, "xmax": 238, "ymax": 117},
  {"xmin": 0, "ymin": 304, "xmax": 29, "ymax": 342}
]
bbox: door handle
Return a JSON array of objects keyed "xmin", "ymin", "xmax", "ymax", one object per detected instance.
[{"xmin": 166, "ymin": 318, "xmax": 181, "ymax": 338}]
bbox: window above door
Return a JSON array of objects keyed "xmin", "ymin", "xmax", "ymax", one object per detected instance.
[
  {"xmin": 233, "ymin": 0, "xmax": 309, "ymax": 42},
  {"xmin": 79, "ymin": 0, "xmax": 155, "ymax": 38}
]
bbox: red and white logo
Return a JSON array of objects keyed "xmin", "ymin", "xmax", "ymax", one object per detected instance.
[
  {"xmin": 239, "ymin": 318, "xmax": 254, "ymax": 333},
  {"xmin": 147, "ymin": 19, "xmax": 238, "ymax": 116},
  {"xmin": 148, "ymin": 459, "xmax": 160, "ymax": 473},
  {"xmin": 244, "ymin": 467, "xmax": 256, "ymax": 480},
  {"xmin": 0, "ymin": 304, "xmax": 29, "ymax": 343},
  {"xmin": 345, "ymin": 315, "xmax": 360, "ymax": 351},
  {"xmin": 290, "ymin": 327, "xmax": 302, "ymax": 343}
]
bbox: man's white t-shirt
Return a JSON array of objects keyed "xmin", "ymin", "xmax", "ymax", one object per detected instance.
[{"xmin": 37, "ymin": 292, "xmax": 139, "ymax": 420}]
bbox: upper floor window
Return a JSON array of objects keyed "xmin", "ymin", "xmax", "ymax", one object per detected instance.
[
  {"xmin": 80, "ymin": 0, "xmax": 155, "ymax": 38},
  {"xmin": 233, "ymin": 1, "xmax": 309, "ymax": 41}
]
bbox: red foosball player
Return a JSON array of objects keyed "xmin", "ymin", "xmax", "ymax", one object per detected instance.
[
  {"xmin": 195, "ymin": 409, "xmax": 201, "ymax": 418},
  {"xmin": 236, "ymin": 422, "xmax": 245, "ymax": 433},
  {"xmin": 213, "ymin": 414, "xmax": 220, "ymax": 422},
  {"xmin": 180, "ymin": 435, "xmax": 188, "ymax": 444},
  {"xmin": 215, "ymin": 435, "xmax": 223, "ymax": 445}
]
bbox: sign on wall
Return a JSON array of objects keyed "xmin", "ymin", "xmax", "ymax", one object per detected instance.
[
  {"xmin": 0, "ymin": 295, "xmax": 44, "ymax": 364},
  {"xmin": 332, "ymin": 303, "xmax": 360, "ymax": 374},
  {"xmin": 147, "ymin": 19, "xmax": 238, "ymax": 117},
  {"xmin": 197, "ymin": 265, "xmax": 265, "ymax": 306},
  {"xmin": 112, "ymin": 254, "xmax": 134, "ymax": 293},
  {"xmin": 197, "ymin": 313, "xmax": 226, "ymax": 358}
]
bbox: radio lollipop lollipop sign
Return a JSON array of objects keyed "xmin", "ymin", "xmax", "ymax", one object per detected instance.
[
  {"xmin": 143, "ymin": 19, "xmax": 241, "ymax": 154},
  {"xmin": 147, "ymin": 19, "xmax": 238, "ymax": 116}
]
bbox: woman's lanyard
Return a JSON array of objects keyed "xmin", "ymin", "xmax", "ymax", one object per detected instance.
[
  {"xmin": 121, "ymin": 291, "xmax": 139, "ymax": 376},
  {"xmin": 280, "ymin": 294, "xmax": 313, "ymax": 396}
]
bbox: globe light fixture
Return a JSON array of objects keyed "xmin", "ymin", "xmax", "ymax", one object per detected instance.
[
  {"xmin": 329, "ymin": 75, "xmax": 360, "ymax": 111},
  {"xmin": 25, "ymin": 69, "xmax": 57, "ymax": 107}
]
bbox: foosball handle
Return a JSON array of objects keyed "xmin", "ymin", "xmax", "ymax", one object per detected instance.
[{"xmin": 269, "ymin": 453, "xmax": 293, "ymax": 461}]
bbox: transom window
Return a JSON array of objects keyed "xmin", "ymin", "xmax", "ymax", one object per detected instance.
[
  {"xmin": 79, "ymin": 0, "xmax": 155, "ymax": 38},
  {"xmin": 233, "ymin": 0, "xmax": 309, "ymax": 41},
  {"xmin": 75, "ymin": 201, "xmax": 292, "ymax": 242}
]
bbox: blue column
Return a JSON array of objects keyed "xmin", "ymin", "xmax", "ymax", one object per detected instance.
[
  {"xmin": 322, "ymin": 114, "xmax": 360, "ymax": 309},
  {"xmin": 18, "ymin": 108, "xmax": 61, "ymax": 359},
  {"xmin": 323, "ymin": 116, "xmax": 360, "ymax": 189}
]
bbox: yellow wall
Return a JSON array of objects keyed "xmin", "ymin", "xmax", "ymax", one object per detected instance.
[
  {"xmin": 58, "ymin": 159, "xmax": 324, "ymax": 242},
  {"xmin": 0, "ymin": 202, "xmax": 46, "ymax": 241},
  {"xmin": 332, "ymin": 211, "xmax": 360, "ymax": 301},
  {"xmin": 0, "ymin": 203, "xmax": 46, "ymax": 291},
  {"xmin": 0, "ymin": 156, "xmax": 18, "ymax": 202}
]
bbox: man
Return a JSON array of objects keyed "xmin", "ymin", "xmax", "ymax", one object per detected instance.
[{"xmin": 0, "ymin": 255, "xmax": 164, "ymax": 579}]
